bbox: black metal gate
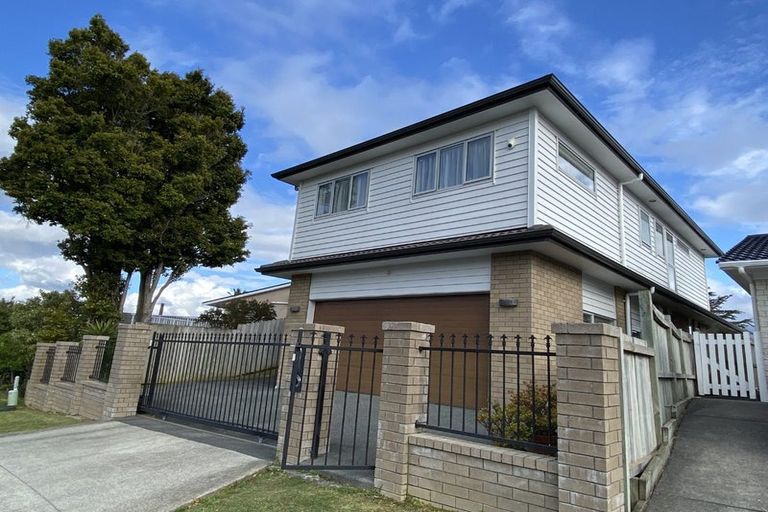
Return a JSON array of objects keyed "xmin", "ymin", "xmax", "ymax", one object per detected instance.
[
  {"xmin": 281, "ymin": 331, "xmax": 382, "ymax": 470},
  {"xmin": 139, "ymin": 331, "xmax": 288, "ymax": 438}
]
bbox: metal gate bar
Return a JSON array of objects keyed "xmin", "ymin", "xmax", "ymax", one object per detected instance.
[
  {"xmin": 282, "ymin": 332, "xmax": 382, "ymax": 470},
  {"xmin": 139, "ymin": 331, "xmax": 289, "ymax": 438}
]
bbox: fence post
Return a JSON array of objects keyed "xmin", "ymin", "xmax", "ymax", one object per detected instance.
[
  {"xmin": 24, "ymin": 343, "xmax": 56, "ymax": 410},
  {"xmin": 277, "ymin": 323, "xmax": 344, "ymax": 466},
  {"xmin": 374, "ymin": 321, "xmax": 434, "ymax": 502},
  {"xmin": 102, "ymin": 323, "xmax": 152, "ymax": 419},
  {"xmin": 553, "ymin": 323, "xmax": 626, "ymax": 512}
]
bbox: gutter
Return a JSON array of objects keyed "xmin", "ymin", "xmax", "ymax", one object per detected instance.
[
  {"xmin": 618, "ymin": 173, "xmax": 645, "ymax": 265},
  {"xmin": 737, "ymin": 266, "xmax": 768, "ymax": 402}
]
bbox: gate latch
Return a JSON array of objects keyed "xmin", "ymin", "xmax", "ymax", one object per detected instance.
[{"xmin": 290, "ymin": 345, "xmax": 306, "ymax": 392}]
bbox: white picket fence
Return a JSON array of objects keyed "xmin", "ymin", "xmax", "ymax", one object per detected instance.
[{"xmin": 693, "ymin": 332, "xmax": 758, "ymax": 400}]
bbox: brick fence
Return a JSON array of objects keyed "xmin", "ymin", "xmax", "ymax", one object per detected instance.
[
  {"xmin": 24, "ymin": 323, "xmax": 152, "ymax": 420},
  {"xmin": 370, "ymin": 321, "xmax": 628, "ymax": 512}
]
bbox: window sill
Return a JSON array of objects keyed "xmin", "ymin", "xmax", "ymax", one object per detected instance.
[
  {"xmin": 314, "ymin": 206, "xmax": 368, "ymax": 221},
  {"xmin": 412, "ymin": 176, "xmax": 493, "ymax": 201}
]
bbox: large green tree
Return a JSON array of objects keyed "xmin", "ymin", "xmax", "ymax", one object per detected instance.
[{"xmin": 0, "ymin": 15, "xmax": 249, "ymax": 322}]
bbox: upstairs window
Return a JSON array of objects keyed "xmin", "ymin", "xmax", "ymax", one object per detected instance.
[
  {"xmin": 414, "ymin": 134, "xmax": 493, "ymax": 195},
  {"xmin": 654, "ymin": 221, "xmax": 665, "ymax": 258},
  {"xmin": 677, "ymin": 238, "xmax": 690, "ymax": 256},
  {"xmin": 558, "ymin": 143, "xmax": 595, "ymax": 191},
  {"xmin": 639, "ymin": 210, "xmax": 652, "ymax": 247},
  {"xmin": 316, "ymin": 171, "xmax": 370, "ymax": 217}
]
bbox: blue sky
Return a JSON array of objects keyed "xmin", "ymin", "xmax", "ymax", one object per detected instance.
[{"xmin": 1, "ymin": 0, "xmax": 766, "ymax": 317}]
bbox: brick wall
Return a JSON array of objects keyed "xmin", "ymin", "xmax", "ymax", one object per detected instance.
[
  {"xmin": 408, "ymin": 433, "xmax": 558, "ymax": 512},
  {"xmin": 490, "ymin": 251, "xmax": 581, "ymax": 400},
  {"xmin": 614, "ymin": 287, "xmax": 627, "ymax": 332},
  {"xmin": 24, "ymin": 326, "xmax": 150, "ymax": 421},
  {"xmin": 284, "ymin": 274, "xmax": 312, "ymax": 335}
]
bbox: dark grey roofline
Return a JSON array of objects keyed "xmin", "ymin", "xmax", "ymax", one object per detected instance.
[
  {"xmin": 257, "ymin": 226, "xmax": 736, "ymax": 332},
  {"xmin": 270, "ymin": 74, "xmax": 722, "ymax": 256}
]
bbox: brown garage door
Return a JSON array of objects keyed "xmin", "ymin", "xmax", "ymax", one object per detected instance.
[{"xmin": 314, "ymin": 294, "xmax": 489, "ymax": 404}]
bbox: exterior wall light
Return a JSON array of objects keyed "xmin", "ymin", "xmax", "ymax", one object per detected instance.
[
  {"xmin": 499, "ymin": 299, "xmax": 518, "ymax": 308},
  {"xmin": 290, "ymin": 305, "xmax": 301, "ymax": 313}
]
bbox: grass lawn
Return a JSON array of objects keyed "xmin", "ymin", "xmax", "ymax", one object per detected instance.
[
  {"xmin": 178, "ymin": 467, "xmax": 437, "ymax": 512},
  {"xmin": 0, "ymin": 398, "xmax": 81, "ymax": 435}
]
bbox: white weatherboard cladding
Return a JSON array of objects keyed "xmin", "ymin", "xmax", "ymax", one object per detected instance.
[
  {"xmin": 309, "ymin": 256, "xmax": 490, "ymax": 301},
  {"xmin": 622, "ymin": 193, "xmax": 709, "ymax": 308},
  {"xmin": 583, "ymin": 274, "xmax": 617, "ymax": 319},
  {"xmin": 535, "ymin": 115, "xmax": 709, "ymax": 309},
  {"xmin": 535, "ymin": 116, "xmax": 621, "ymax": 261},
  {"xmin": 291, "ymin": 114, "xmax": 529, "ymax": 259}
]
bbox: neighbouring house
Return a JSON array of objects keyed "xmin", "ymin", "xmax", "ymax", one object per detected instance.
[
  {"xmin": 258, "ymin": 74, "xmax": 736, "ymax": 343},
  {"xmin": 202, "ymin": 282, "xmax": 291, "ymax": 318},
  {"xmin": 718, "ymin": 234, "xmax": 768, "ymax": 389}
]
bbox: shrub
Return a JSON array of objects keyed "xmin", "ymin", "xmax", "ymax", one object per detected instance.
[{"xmin": 477, "ymin": 383, "xmax": 557, "ymax": 448}]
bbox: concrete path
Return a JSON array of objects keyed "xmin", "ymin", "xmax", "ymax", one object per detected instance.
[
  {"xmin": 0, "ymin": 416, "xmax": 273, "ymax": 512},
  {"xmin": 647, "ymin": 398, "xmax": 768, "ymax": 512}
]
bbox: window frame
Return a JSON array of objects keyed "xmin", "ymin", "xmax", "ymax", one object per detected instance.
[
  {"xmin": 677, "ymin": 238, "xmax": 690, "ymax": 256},
  {"xmin": 557, "ymin": 141, "xmax": 596, "ymax": 192},
  {"xmin": 583, "ymin": 312, "xmax": 616, "ymax": 325},
  {"xmin": 654, "ymin": 220, "xmax": 666, "ymax": 259},
  {"xmin": 412, "ymin": 132, "xmax": 494, "ymax": 197},
  {"xmin": 315, "ymin": 170, "xmax": 370, "ymax": 218},
  {"xmin": 639, "ymin": 209, "xmax": 652, "ymax": 248}
]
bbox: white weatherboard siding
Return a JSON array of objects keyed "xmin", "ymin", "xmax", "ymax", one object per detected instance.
[
  {"xmin": 622, "ymin": 193, "xmax": 709, "ymax": 308},
  {"xmin": 291, "ymin": 114, "xmax": 529, "ymax": 259},
  {"xmin": 309, "ymin": 256, "xmax": 490, "ymax": 300},
  {"xmin": 583, "ymin": 274, "xmax": 617, "ymax": 319},
  {"xmin": 535, "ymin": 116, "xmax": 621, "ymax": 262},
  {"xmin": 535, "ymin": 115, "xmax": 709, "ymax": 309}
]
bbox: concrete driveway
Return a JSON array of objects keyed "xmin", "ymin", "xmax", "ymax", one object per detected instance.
[
  {"xmin": 647, "ymin": 398, "xmax": 768, "ymax": 512},
  {"xmin": 0, "ymin": 416, "xmax": 273, "ymax": 512}
]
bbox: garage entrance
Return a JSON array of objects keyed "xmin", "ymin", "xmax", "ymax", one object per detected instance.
[{"xmin": 313, "ymin": 294, "xmax": 490, "ymax": 402}]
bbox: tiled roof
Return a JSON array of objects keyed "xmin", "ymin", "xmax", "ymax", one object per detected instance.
[{"xmin": 718, "ymin": 234, "xmax": 768, "ymax": 263}]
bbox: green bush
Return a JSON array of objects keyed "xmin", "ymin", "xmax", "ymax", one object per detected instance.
[{"xmin": 477, "ymin": 384, "xmax": 557, "ymax": 448}]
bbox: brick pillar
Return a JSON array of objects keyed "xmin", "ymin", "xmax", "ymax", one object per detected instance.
[
  {"xmin": 24, "ymin": 343, "xmax": 55, "ymax": 410},
  {"xmin": 102, "ymin": 323, "xmax": 151, "ymax": 419},
  {"xmin": 374, "ymin": 321, "xmax": 434, "ymax": 501},
  {"xmin": 44, "ymin": 341, "xmax": 79, "ymax": 412},
  {"xmin": 277, "ymin": 323, "xmax": 345, "ymax": 466},
  {"xmin": 77, "ymin": 335, "xmax": 108, "ymax": 383},
  {"xmin": 554, "ymin": 323, "xmax": 626, "ymax": 512}
]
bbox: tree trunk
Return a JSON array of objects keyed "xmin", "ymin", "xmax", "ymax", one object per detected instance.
[{"xmin": 135, "ymin": 264, "xmax": 165, "ymax": 323}]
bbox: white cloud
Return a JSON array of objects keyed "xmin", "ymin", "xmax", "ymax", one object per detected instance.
[
  {"xmin": 123, "ymin": 270, "xmax": 283, "ymax": 317},
  {"xmin": 429, "ymin": 0, "xmax": 477, "ymax": 22},
  {"xmin": 125, "ymin": 26, "xmax": 200, "ymax": 71},
  {"xmin": 589, "ymin": 39, "xmax": 655, "ymax": 102},
  {"xmin": 0, "ymin": 91, "xmax": 26, "ymax": 157},
  {"xmin": 504, "ymin": 0, "xmax": 572, "ymax": 63},
  {"xmin": 231, "ymin": 186, "xmax": 295, "ymax": 262},
  {"xmin": 708, "ymin": 276, "xmax": 754, "ymax": 324},
  {"xmin": 0, "ymin": 208, "xmax": 81, "ymax": 291},
  {"xmin": 0, "ymin": 284, "xmax": 43, "ymax": 302},
  {"xmin": 392, "ymin": 18, "xmax": 423, "ymax": 43},
  {"xmin": 216, "ymin": 52, "xmax": 495, "ymax": 156}
]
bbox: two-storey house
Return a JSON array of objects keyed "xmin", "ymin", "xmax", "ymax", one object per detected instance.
[{"xmin": 259, "ymin": 75, "xmax": 735, "ymax": 343}]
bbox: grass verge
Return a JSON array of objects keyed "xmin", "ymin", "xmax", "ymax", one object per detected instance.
[
  {"xmin": 178, "ymin": 467, "xmax": 437, "ymax": 512},
  {"xmin": 0, "ymin": 398, "xmax": 81, "ymax": 435}
]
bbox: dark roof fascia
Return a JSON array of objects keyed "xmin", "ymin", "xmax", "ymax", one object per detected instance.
[
  {"xmin": 269, "ymin": 74, "xmax": 722, "ymax": 256},
  {"xmin": 257, "ymin": 226, "xmax": 735, "ymax": 332},
  {"xmin": 547, "ymin": 230, "xmax": 736, "ymax": 332},
  {"xmin": 271, "ymin": 74, "xmax": 554, "ymax": 181},
  {"xmin": 257, "ymin": 226, "xmax": 555, "ymax": 274}
]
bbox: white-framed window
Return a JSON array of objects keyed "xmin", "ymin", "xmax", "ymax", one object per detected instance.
[
  {"xmin": 316, "ymin": 170, "xmax": 370, "ymax": 217},
  {"xmin": 677, "ymin": 238, "xmax": 690, "ymax": 256},
  {"xmin": 583, "ymin": 312, "xmax": 616, "ymax": 325},
  {"xmin": 414, "ymin": 133, "xmax": 493, "ymax": 195},
  {"xmin": 558, "ymin": 142, "xmax": 595, "ymax": 191},
  {"xmin": 639, "ymin": 210, "xmax": 652, "ymax": 247},
  {"xmin": 654, "ymin": 221, "xmax": 665, "ymax": 258}
]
